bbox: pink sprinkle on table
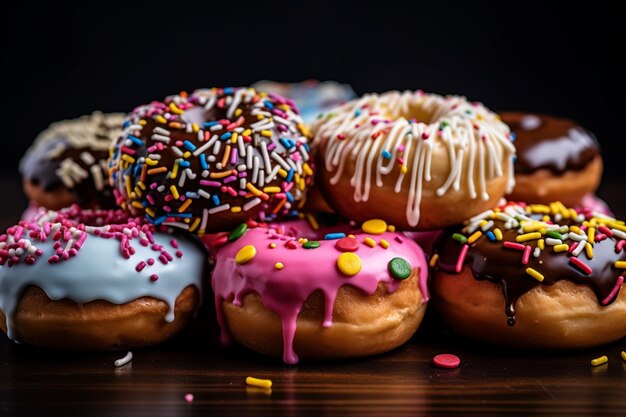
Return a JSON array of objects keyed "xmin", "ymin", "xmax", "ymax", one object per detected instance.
[{"xmin": 433, "ymin": 354, "xmax": 461, "ymax": 369}]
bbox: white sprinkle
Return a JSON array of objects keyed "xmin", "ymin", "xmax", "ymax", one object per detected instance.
[
  {"xmin": 192, "ymin": 139, "xmax": 214, "ymax": 156},
  {"xmin": 480, "ymin": 220, "xmax": 494, "ymax": 232},
  {"xmin": 266, "ymin": 165, "xmax": 281, "ymax": 183},
  {"xmin": 200, "ymin": 209, "xmax": 209, "ymax": 231},
  {"xmin": 572, "ymin": 241, "xmax": 586, "ymax": 257},
  {"xmin": 80, "ymin": 152, "xmax": 96, "ymax": 165},
  {"xmin": 114, "ymin": 351, "xmax": 133, "ymax": 367},
  {"xmin": 171, "ymin": 147, "xmax": 184, "ymax": 157},
  {"xmin": 243, "ymin": 197, "xmax": 262, "ymax": 211},
  {"xmin": 198, "ymin": 189, "xmax": 211, "ymax": 199},
  {"xmin": 533, "ymin": 247, "xmax": 541, "ymax": 258},
  {"xmin": 546, "ymin": 238, "xmax": 562, "ymax": 246},
  {"xmin": 252, "ymin": 157, "xmax": 260, "ymax": 183},
  {"xmin": 163, "ymin": 222, "xmax": 190, "ymax": 230},
  {"xmin": 239, "ymin": 178, "xmax": 247, "ymax": 190},
  {"xmin": 208, "ymin": 204, "xmax": 230, "ymax": 214},
  {"xmin": 271, "ymin": 151, "xmax": 291, "ymax": 171},
  {"xmin": 151, "ymin": 134, "xmax": 171, "ymax": 143},
  {"xmin": 568, "ymin": 232, "xmax": 587, "ymax": 242},
  {"xmin": 154, "ymin": 127, "xmax": 171, "ymax": 136},
  {"xmin": 469, "ymin": 209, "xmax": 494, "ymax": 224},
  {"xmin": 210, "ymin": 124, "xmax": 223, "ymax": 132},
  {"xmin": 213, "ymin": 141, "xmax": 221, "ymax": 155},
  {"xmin": 612, "ymin": 229, "xmax": 626, "ymax": 240}
]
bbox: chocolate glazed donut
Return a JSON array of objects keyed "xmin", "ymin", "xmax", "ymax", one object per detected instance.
[{"xmin": 502, "ymin": 112, "xmax": 602, "ymax": 206}]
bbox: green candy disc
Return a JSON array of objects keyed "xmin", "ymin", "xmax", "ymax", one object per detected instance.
[
  {"xmin": 303, "ymin": 241, "xmax": 321, "ymax": 249},
  {"xmin": 388, "ymin": 257, "xmax": 411, "ymax": 280},
  {"xmin": 228, "ymin": 223, "xmax": 248, "ymax": 242}
]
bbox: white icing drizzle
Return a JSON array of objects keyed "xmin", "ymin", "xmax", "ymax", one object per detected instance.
[{"xmin": 312, "ymin": 90, "xmax": 516, "ymax": 227}]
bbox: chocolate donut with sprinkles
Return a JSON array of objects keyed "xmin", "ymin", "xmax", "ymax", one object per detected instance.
[
  {"xmin": 0, "ymin": 206, "xmax": 205, "ymax": 350},
  {"xmin": 431, "ymin": 201, "xmax": 626, "ymax": 349},
  {"xmin": 108, "ymin": 88, "xmax": 315, "ymax": 235},
  {"xmin": 211, "ymin": 218, "xmax": 429, "ymax": 364}
]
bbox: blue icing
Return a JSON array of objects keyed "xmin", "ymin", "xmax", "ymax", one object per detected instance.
[{"xmin": 0, "ymin": 232, "xmax": 205, "ymax": 341}]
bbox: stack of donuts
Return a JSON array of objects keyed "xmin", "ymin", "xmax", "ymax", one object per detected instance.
[{"xmin": 1, "ymin": 84, "xmax": 624, "ymax": 363}]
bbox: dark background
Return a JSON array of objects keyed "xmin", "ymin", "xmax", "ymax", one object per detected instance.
[{"xmin": 1, "ymin": 1, "xmax": 624, "ymax": 180}]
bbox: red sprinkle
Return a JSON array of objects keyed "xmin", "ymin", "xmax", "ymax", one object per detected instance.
[
  {"xmin": 456, "ymin": 244, "xmax": 469, "ymax": 273},
  {"xmin": 570, "ymin": 257, "xmax": 592, "ymax": 275},
  {"xmin": 569, "ymin": 241, "xmax": 579, "ymax": 254},
  {"xmin": 617, "ymin": 240, "xmax": 625, "ymax": 253},
  {"xmin": 335, "ymin": 237, "xmax": 359, "ymax": 252},
  {"xmin": 285, "ymin": 240, "xmax": 298, "ymax": 250},
  {"xmin": 150, "ymin": 274, "xmax": 159, "ymax": 282},
  {"xmin": 598, "ymin": 226, "xmax": 613, "ymax": 237},
  {"xmin": 433, "ymin": 354, "xmax": 460, "ymax": 369},
  {"xmin": 601, "ymin": 276, "xmax": 624, "ymax": 305},
  {"xmin": 522, "ymin": 245, "xmax": 531, "ymax": 265},
  {"xmin": 503, "ymin": 241, "xmax": 525, "ymax": 251}
]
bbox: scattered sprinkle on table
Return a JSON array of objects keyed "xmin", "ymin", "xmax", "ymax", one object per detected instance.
[
  {"xmin": 114, "ymin": 351, "xmax": 133, "ymax": 367},
  {"xmin": 246, "ymin": 376, "xmax": 272, "ymax": 389},
  {"xmin": 433, "ymin": 353, "xmax": 460, "ymax": 369},
  {"xmin": 184, "ymin": 393, "xmax": 194, "ymax": 403},
  {"xmin": 591, "ymin": 355, "xmax": 608, "ymax": 366}
]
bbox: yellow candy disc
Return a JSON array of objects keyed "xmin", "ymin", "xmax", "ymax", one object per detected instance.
[
  {"xmin": 337, "ymin": 253, "xmax": 362, "ymax": 276},
  {"xmin": 362, "ymin": 219, "xmax": 387, "ymax": 235},
  {"xmin": 235, "ymin": 245, "xmax": 257, "ymax": 265}
]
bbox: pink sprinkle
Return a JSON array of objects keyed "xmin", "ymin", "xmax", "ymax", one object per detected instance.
[
  {"xmin": 569, "ymin": 241, "xmax": 579, "ymax": 253},
  {"xmin": 159, "ymin": 254, "xmax": 168, "ymax": 264},
  {"xmin": 456, "ymin": 244, "xmax": 469, "ymax": 273},
  {"xmin": 570, "ymin": 257, "xmax": 592, "ymax": 275},
  {"xmin": 200, "ymin": 180, "xmax": 221, "ymax": 187},
  {"xmin": 601, "ymin": 276, "xmax": 624, "ymax": 305},
  {"xmin": 433, "ymin": 353, "xmax": 460, "ymax": 369},
  {"xmin": 598, "ymin": 226, "xmax": 613, "ymax": 237},
  {"xmin": 170, "ymin": 239, "xmax": 179, "ymax": 249},
  {"xmin": 175, "ymin": 250, "xmax": 183, "ymax": 258},
  {"xmin": 503, "ymin": 241, "xmax": 525, "ymax": 251},
  {"xmin": 136, "ymin": 261, "xmax": 147, "ymax": 272},
  {"xmin": 395, "ymin": 236, "xmax": 403, "ymax": 243},
  {"xmin": 617, "ymin": 240, "xmax": 626, "ymax": 253},
  {"xmin": 398, "ymin": 144, "xmax": 405, "ymax": 152},
  {"xmin": 522, "ymin": 245, "xmax": 531, "ymax": 265},
  {"xmin": 337, "ymin": 133, "xmax": 345, "ymax": 140},
  {"xmin": 147, "ymin": 258, "xmax": 155, "ymax": 265},
  {"xmin": 150, "ymin": 274, "xmax": 159, "ymax": 282},
  {"xmin": 184, "ymin": 393, "xmax": 194, "ymax": 403}
]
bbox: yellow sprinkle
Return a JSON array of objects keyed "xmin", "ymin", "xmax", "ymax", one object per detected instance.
[
  {"xmin": 145, "ymin": 158, "xmax": 158, "ymax": 166},
  {"xmin": 131, "ymin": 201, "xmax": 144, "ymax": 209},
  {"xmin": 621, "ymin": 351, "xmax": 626, "ymax": 362},
  {"xmin": 242, "ymin": 129, "xmax": 251, "ymax": 136},
  {"xmin": 125, "ymin": 176, "xmax": 132, "ymax": 198},
  {"xmin": 526, "ymin": 267, "xmax": 544, "ymax": 282},
  {"xmin": 137, "ymin": 181, "xmax": 146, "ymax": 190},
  {"xmin": 615, "ymin": 261, "xmax": 626, "ymax": 269},
  {"xmin": 298, "ymin": 238, "xmax": 308, "ymax": 244},
  {"xmin": 256, "ymin": 114, "xmax": 265, "ymax": 120},
  {"xmin": 139, "ymin": 119, "xmax": 147, "ymax": 126},
  {"xmin": 234, "ymin": 108, "xmax": 242, "ymax": 117},
  {"xmin": 538, "ymin": 239, "xmax": 545, "ymax": 250},
  {"xmin": 347, "ymin": 234, "xmax": 355, "ymax": 238},
  {"xmin": 299, "ymin": 177, "xmax": 305, "ymax": 190},
  {"xmin": 516, "ymin": 232, "xmax": 542, "ymax": 243},
  {"xmin": 530, "ymin": 204, "xmax": 550, "ymax": 214},
  {"xmin": 191, "ymin": 123, "xmax": 199, "ymax": 133},
  {"xmin": 189, "ymin": 218, "xmax": 201, "ymax": 233},
  {"xmin": 260, "ymin": 130, "xmax": 272, "ymax": 137},
  {"xmin": 400, "ymin": 166, "xmax": 408, "ymax": 174},
  {"xmin": 133, "ymin": 186, "xmax": 142, "ymax": 197},
  {"xmin": 337, "ymin": 253, "xmax": 362, "ymax": 276},
  {"xmin": 278, "ymin": 168, "xmax": 288, "ymax": 178},
  {"xmin": 145, "ymin": 207, "xmax": 156, "ymax": 217},
  {"xmin": 121, "ymin": 154, "xmax": 136, "ymax": 164},
  {"xmin": 170, "ymin": 163, "xmax": 179, "ymax": 179},
  {"xmin": 591, "ymin": 356, "xmax": 608, "ymax": 367},
  {"xmin": 585, "ymin": 242, "xmax": 594, "ymax": 259},
  {"xmin": 588, "ymin": 227, "xmax": 595, "ymax": 244},
  {"xmin": 610, "ymin": 222, "xmax": 626, "ymax": 233},
  {"xmin": 493, "ymin": 228, "xmax": 503, "ymax": 241},
  {"xmin": 550, "ymin": 202, "xmax": 559, "ymax": 214},
  {"xmin": 168, "ymin": 102, "xmax": 184, "ymax": 115},
  {"xmin": 231, "ymin": 132, "xmax": 238, "ymax": 144},
  {"xmin": 569, "ymin": 208, "xmax": 578, "ymax": 219},
  {"xmin": 429, "ymin": 254, "xmax": 439, "ymax": 268},
  {"xmin": 542, "ymin": 215, "xmax": 551, "ymax": 222},
  {"xmin": 364, "ymin": 237, "xmax": 376, "ymax": 248},
  {"xmin": 231, "ymin": 206, "xmax": 242, "ymax": 213},
  {"xmin": 274, "ymin": 262, "xmax": 284, "ymax": 270},
  {"xmin": 156, "ymin": 115, "xmax": 167, "ymax": 124},
  {"xmin": 468, "ymin": 231, "xmax": 482, "ymax": 244},
  {"xmin": 303, "ymin": 163, "xmax": 314, "ymax": 176},
  {"xmin": 379, "ymin": 239, "xmax": 390, "ymax": 249},
  {"xmin": 178, "ymin": 198, "xmax": 192, "ymax": 213},
  {"xmin": 269, "ymin": 243, "xmax": 277, "ymax": 249},
  {"xmin": 387, "ymin": 225, "xmax": 396, "ymax": 232},
  {"xmin": 553, "ymin": 244, "xmax": 569, "ymax": 253},
  {"xmin": 210, "ymin": 170, "xmax": 234, "ymax": 179},
  {"xmin": 183, "ymin": 151, "xmax": 191, "ymax": 159},
  {"xmin": 246, "ymin": 183, "xmax": 262, "ymax": 196},
  {"xmin": 235, "ymin": 245, "xmax": 257, "ymax": 265},
  {"xmin": 170, "ymin": 185, "xmax": 180, "ymax": 200},
  {"xmin": 263, "ymin": 187, "xmax": 282, "ymax": 193},
  {"xmin": 523, "ymin": 223, "xmax": 547, "ymax": 233},
  {"xmin": 306, "ymin": 213, "xmax": 319, "ymax": 231},
  {"xmin": 362, "ymin": 219, "xmax": 387, "ymax": 235},
  {"xmin": 570, "ymin": 225, "xmax": 581, "ymax": 234},
  {"xmin": 246, "ymin": 377, "xmax": 272, "ymax": 389}
]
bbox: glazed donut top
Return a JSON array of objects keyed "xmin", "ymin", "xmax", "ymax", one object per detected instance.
[
  {"xmin": 108, "ymin": 88, "xmax": 315, "ymax": 235},
  {"xmin": 0, "ymin": 206, "xmax": 205, "ymax": 340},
  {"xmin": 20, "ymin": 112, "xmax": 124, "ymax": 207},
  {"xmin": 433, "ymin": 202, "xmax": 626, "ymax": 325},
  {"xmin": 501, "ymin": 112, "xmax": 600, "ymax": 175},
  {"xmin": 312, "ymin": 90, "xmax": 516, "ymax": 227},
  {"xmin": 211, "ymin": 218, "xmax": 429, "ymax": 364}
]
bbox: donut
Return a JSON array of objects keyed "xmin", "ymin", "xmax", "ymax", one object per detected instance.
[
  {"xmin": 312, "ymin": 90, "xmax": 516, "ymax": 230},
  {"xmin": 211, "ymin": 218, "xmax": 429, "ymax": 364},
  {"xmin": 0, "ymin": 206, "xmax": 205, "ymax": 350},
  {"xmin": 252, "ymin": 80, "xmax": 356, "ymax": 123},
  {"xmin": 501, "ymin": 112, "xmax": 603, "ymax": 207},
  {"xmin": 431, "ymin": 201, "xmax": 626, "ymax": 349},
  {"xmin": 20, "ymin": 112, "xmax": 124, "ymax": 210},
  {"xmin": 108, "ymin": 87, "xmax": 315, "ymax": 235}
]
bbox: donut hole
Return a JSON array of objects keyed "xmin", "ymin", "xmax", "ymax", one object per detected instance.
[{"xmin": 386, "ymin": 100, "xmax": 438, "ymax": 124}]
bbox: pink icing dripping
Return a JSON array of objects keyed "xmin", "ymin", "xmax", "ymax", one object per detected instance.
[{"xmin": 211, "ymin": 221, "xmax": 429, "ymax": 364}]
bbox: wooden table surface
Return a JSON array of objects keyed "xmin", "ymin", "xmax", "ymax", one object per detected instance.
[{"xmin": 1, "ymin": 176, "xmax": 626, "ymax": 417}]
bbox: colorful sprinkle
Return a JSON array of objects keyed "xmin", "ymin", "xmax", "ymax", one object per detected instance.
[
  {"xmin": 274, "ymin": 262, "xmax": 284, "ymax": 270},
  {"xmin": 337, "ymin": 252, "xmax": 362, "ymax": 276},
  {"xmin": 388, "ymin": 257, "xmax": 412, "ymax": 280},
  {"xmin": 591, "ymin": 356, "xmax": 608, "ymax": 366},
  {"xmin": 362, "ymin": 219, "xmax": 387, "ymax": 235},
  {"xmin": 228, "ymin": 223, "xmax": 248, "ymax": 242},
  {"xmin": 570, "ymin": 257, "xmax": 592, "ymax": 275},
  {"xmin": 246, "ymin": 377, "xmax": 272, "ymax": 389},
  {"xmin": 235, "ymin": 245, "xmax": 257, "ymax": 265},
  {"xmin": 302, "ymin": 241, "xmax": 320, "ymax": 249},
  {"xmin": 324, "ymin": 232, "xmax": 346, "ymax": 240},
  {"xmin": 455, "ymin": 244, "xmax": 469, "ymax": 273},
  {"xmin": 433, "ymin": 354, "xmax": 460, "ymax": 369},
  {"xmin": 525, "ymin": 267, "xmax": 544, "ymax": 282},
  {"xmin": 335, "ymin": 237, "xmax": 359, "ymax": 252},
  {"xmin": 363, "ymin": 237, "xmax": 376, "ymax": 248}
]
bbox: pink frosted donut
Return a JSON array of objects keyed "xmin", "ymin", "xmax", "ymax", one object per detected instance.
[{"xmin": 212, "ymin": 218, "xmax": 429, "ymax": 364}]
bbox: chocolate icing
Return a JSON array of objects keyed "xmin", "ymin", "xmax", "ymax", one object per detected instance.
[
  {"xmin": 435, "ymin": 204, "xmax": 626, "ymax": 325},
  {"xmin": 501, "ymin": 112, "xmax": 599, "ymax": 175}
]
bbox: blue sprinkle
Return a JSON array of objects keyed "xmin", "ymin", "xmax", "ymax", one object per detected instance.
[
  {"xmin": 185, "ymin": 192, "xmax": 200, "ymax": 199},
  {"xmin": 512, "ymin": 156, "xmax": 517, "ymax": 163},
  {"xmin": 286, "ymin": 169, "xmax": 294, "ymax": 183},
  {"xmin": 355, "ymin": 109, "xmax": 362, "ymax": 117},
  {"xmin": 183, "ymin": 140, "xmax": 196, "ymax": 151},
  {"xmin": 381, "ymin": 150, "xmax": 392, "ymax": 159},
  {"xmin": 220, "ymin": 132, "xmax": 232, "ymax": 140},
  {"xmin": 123, "ymin": 120, "xmax": 131, "ymax": 128},
  {"xmin": 200, "ymin": 154, "xmax": 208, "ymax": 170},
  {"xmin": 264, "ymin": 100, "xmax": 274, "ymax": 110},
  {"xmin": 324, "ymin": 232, "xmax": 346, "ymax": 240},
  {"xmin": 285, "ymin": 192, "xmax": 294, "ymax": 203},
  {"xmin": 133, "ymin": 165, "xmax": 142, "ymax": 177},
  {"xmin": 204, "ymin": 121, "xmax": 219, "ymax": 128},
  {"xmin": 212, "ymin": 195, "xmax": 220, "ymax": 206},
  {"xmin": 486, "ymin": 231, "xmax": 496, "ymax": 242},
  {"xmin": 154, "ymin": 216, "xmax": 167, "ymax": 226},
  {"xmin": 178, "ymin": 160, "xmax": 191, "ymax": 168},
  {"xmin": 304, "ymin": 143, "xmax": 310, "ymax": 152},
  {"xmin": 169, "ymin": 213, "xmax": 193, "ymax": 219},
  {"xmin": 224, "ymin": 87, "xmax": 234, "ymax": 94},
  {"xmin": 510, "ymin": 132, "xmax": 516, "ymax": 142},
  {"xmin": 280, "ymin": 138, "xmax": 295, "ymax": 149},
  {"xmin": 128, "ymin": 135, "xmax": 143, "ymax": 146}
]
